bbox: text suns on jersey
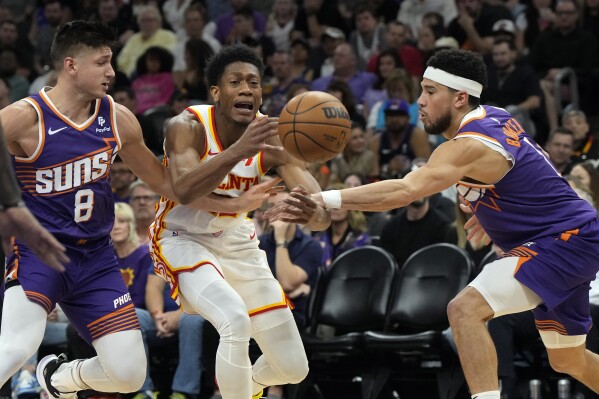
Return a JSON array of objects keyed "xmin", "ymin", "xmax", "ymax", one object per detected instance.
[{"xmin": 35, "ymin": 149, "xmax": 113, "ymax": 194}]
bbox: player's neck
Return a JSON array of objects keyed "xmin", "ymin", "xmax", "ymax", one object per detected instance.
[
  {"xmin": 44, "ymin": 83, "xmax": 98, "ymax": 124},
  {"xmin": 213, "ymin": 110, "xmax": 247, "ymax": 148},
  {"xmin": 443, "ymin": 108, "xmax": 475, "ymax": 140}
]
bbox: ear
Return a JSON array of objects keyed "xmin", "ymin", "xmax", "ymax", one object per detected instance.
[
  {"xmin": 210, "ymin": 85, "xmax": 219, "ymax": 103},
  {"xmin": 455, "ymin": 91, "xmax": 470, "ymax": 109},
  {"xmin": 64, "ymin": 57, "xmax": 76, "ymax": 75}
]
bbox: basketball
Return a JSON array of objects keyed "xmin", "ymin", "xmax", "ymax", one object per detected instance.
[{"xmin": 278, "ymin": 91, "xmax": 352, "ymax": 163}]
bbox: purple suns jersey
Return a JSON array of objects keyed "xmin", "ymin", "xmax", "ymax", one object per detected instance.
[
  {"xmin": 12, "ymin": 89, "xmax": 121, "ymax": 240},
  {"xmin": 455, "ymin": 105, "xmax": 597, "ymax": 251}
]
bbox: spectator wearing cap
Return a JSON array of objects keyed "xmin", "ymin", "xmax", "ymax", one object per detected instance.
[
  {"xmin": 447, "ymin": 0, "xmax": 513, "ymax": 54},
  {"xmin": 482, "ymin": 37, "xmax": 542, "ymax": 138},
  {"xmin": 214, "ymin": 0, "xmax": 266, "ymax": 45},
  {"xmin": 369, "ymin": 98, "xmax": 431, "ymax": 179},
  {"xmin": 491, "ymin": 18, "xmax": 524, "ymax": 55},
  {"xmin": 397, "ymin": 0, "xmax": 457, "ymax": 38},
  {"xmin": 530, "ymin": 0, "xmax": 599, "ymax": 131},
  {"xmin": 349, "ymin": 3, "xmax": 387, "ymax": 70},
  {"xmin": 562, "ymin": 108, "xmax": 599, "ymax": 163},
  {"xmin": 265, "ymin": 0, "xmax": 296, "ymax": 52},
  {"xmin": 309, "ymin": 27, "xmax": 346, "ymax": 79},
  {"xmin": 310, "ymin": 43, "xmax": 377, "ymax": 104}
]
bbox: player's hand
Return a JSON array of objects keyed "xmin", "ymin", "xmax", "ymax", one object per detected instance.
[
  {"xmin": 0, "ymin": 207, "xmax": 68, "ymax": 272},
  {"xmin": 230, "ymin": 116, "xmax": 282, "ymax": 160},
  {"xmin": 460, "ymin": 203, "xmax": 491, "ymax": 246},
  {"xmin": 264, "ymin": 185, "xmax": 318, "ymax": 224},
  {"xmin": 237, "ymin": 177, "xmax": 285, "ymax": 212}
]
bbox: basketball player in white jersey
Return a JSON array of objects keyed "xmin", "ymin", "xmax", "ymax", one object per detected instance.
[{"xmin": 149, "ymin": 44, "xmax": 331, "ymax": 399}]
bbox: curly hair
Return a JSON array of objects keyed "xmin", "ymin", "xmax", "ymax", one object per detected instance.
[
  {"xmin": 205, "ymin": 44, "xmax": 264, "ymax": 87},
  {"xmin": 426, "ymin": 49, "xmax": 487, "ymax": 108}
]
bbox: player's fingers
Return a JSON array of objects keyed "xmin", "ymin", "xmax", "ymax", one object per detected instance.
[
  {"xmin": 261, "ymin": 143, "xmax": 284, "ymax": 152},
  {"xmin": 287, "ymin": 192, "xmax": 317, "ymax": 208},
  {"xmin": 267, "ymin": 117, "xmax": 279, "ymax": 124},
  {"xmin": 459, "ymin": 203, "xmax": 472, "ymax": 214},
  {"xmin": 463, "ymin": 216, "xmax": 477, "ymax": 229},
  {"xmin": 264, "ymin": 185, "xmax": 286, "ymax": 195}
]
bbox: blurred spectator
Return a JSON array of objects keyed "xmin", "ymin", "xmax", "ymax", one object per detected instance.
[
  {"xmin": 129, "ymin": 180, "xmax": 160, "ymax": 246},
  {"xmin": 530, "ymin": 0, "xmax": 598, "ymax": 131},
  {"xmin": 93, "ymin": 0, "xmax": 135, "ymax": 49},
  {"xmin": 32, "ymin": 0, "xmax": 65, "ymax": 73},
  {"xmin": 362, "ymin": 48, "xmax": 403, "ymax": 115},
  {"xmin": 562, "ymin": 108, "xmax": 599, "ymax": 163},
  {"xmin": 111, "ymin": 155, "xmax": 137, "ymax": 203},
  {"xmin": 290, "ymin": 0, "xmax": 347, "ymax": 46},
  {"xmin": 349, "ymin": 3, "xmax": 387, "ymax": 70},
  {"xmin": 214, "ymin": 0, "xmax": 266, "ymax": 45},
  {"xmin": 265, "ymin": 0, "xmax": 297, "ymax": 52},
  {"xmin": 179, "ymin": 39, "xmax": 214, "ymax": 102},
  {"xmin": 370, "ymin": 98, "xmax": 430, "ymax": 179},
  {"xmin": 380, "ymin": 176, "xmax": 455, "ymax": 266},
  {"xmin": 286, "ymin": 82, "xmax": 311, "ymax": 101},
  {"xmin": 161, "ymin": 0, "xmax": 193, "ymax": 40},
  {"xmin": 483, "ymin": 37, "xmax": 542, "ymax": 137},
  {"xmin": 311, "ymin": 43, "xmax": 377, "ymax": 104},
  {"xmin": 229, "ymin": 6, "xmax": 275, "ymax": 62},
  {"xmin": 117, "ymin": 5, "xmax": 177, "ymax": 78},
  {"xmin": 289, "ymin": 38, "xmax": 315, "ymax": 82},
  {"xmin": 568, "ymin": 160, "xmax": 599, "ymax": 203},
  {"xmin": 173, "ymin": 4, "xmax": 220, "ymax": 85},
  {"xmin": 416, "ymin": 21, "xmax": 446, "ymax": 65},
  {"xmin": 313, "ymin": 183, "xmax": 371, "ymax": 268},
  {"xmin": 325, "ymin": 79, "xmax": 367, "ymax": 128},
  {"xmin": 367, "ymin": 68, "xmax": 420, "ymax": 136},
  {"xmin": 368, "ymin": 20, "xmax": 423, "ymax": 79},
  {"xmin": 0, "ymin": 46, "xmax": 29, "ymax": 102},
  {"xmin": 491, "ymin": 18, "xmax": 525, "ymax": 56},
  {"xmin": 0, "ymin": 20, "xmax": 34, "ymax": 79},
  {"xmin": 545, "ymin": 127, "xmax": 575, "ymax": 174},
  {"xmin": 397, "ymin": 0, "xmax": 457, "ymax": 37},
  {"xmin": 330, "ymin": 121, "xmax": 379, "ymax": 183},
  {"xmin": 131, "ymin": 46, "xmax": 176, "ymax": 114},
  {"xmin": 262, "ymin": 50, "xmax": 307, "ymax": 117},
  {"xmin": 447, "ymin": 0, "xmax": 513, "ymax": 54},
  {"xmin": 309, "ymin": 27, "xmax": 346, "ymax": 79},
  {"xmin": 521, "ymin": 0, "xmax": 556, "ymax": 50}
]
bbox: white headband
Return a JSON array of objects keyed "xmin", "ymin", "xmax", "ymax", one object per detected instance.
[{"xmin": 423, "ymin": 67, "xmax": 483, "ymax": 98}]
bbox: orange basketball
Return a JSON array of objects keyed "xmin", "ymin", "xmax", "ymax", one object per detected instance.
[{"xmin": 278, "ymin": 91, "xmax": 351, "ymax": 163}]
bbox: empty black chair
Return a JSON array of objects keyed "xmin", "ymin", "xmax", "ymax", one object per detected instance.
[
  {"xmin": 364, "ymin": 243, "xmax": 474, "ymax": 399},
  {"xmin": 289, "ymin": 246, "xmax": 398, "ymax": 399}
]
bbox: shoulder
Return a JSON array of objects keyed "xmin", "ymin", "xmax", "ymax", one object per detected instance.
[{"xmin": 0, "ymin": 99, "xmax": 38, "ymax": 141}]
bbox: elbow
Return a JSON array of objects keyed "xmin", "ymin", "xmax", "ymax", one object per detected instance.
[{"xmin": 174, "ymin": 187, "xmax": 193, "ymax": 205}]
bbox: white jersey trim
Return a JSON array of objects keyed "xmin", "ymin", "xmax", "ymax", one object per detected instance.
[{"xmin": 16, "ymin": 98, "xmax": 44, "ymax": 162}]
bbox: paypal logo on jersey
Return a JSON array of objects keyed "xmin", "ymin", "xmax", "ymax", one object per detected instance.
[
  {"xmin": 36, "ymin": 149, "xmax": 113, "ymax": 193},
  {"xmin": 96, "ymin": 116, "xmax": 111, "ymax": 133}
]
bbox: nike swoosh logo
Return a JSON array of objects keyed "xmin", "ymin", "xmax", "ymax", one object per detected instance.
[
  {"xmin": 208, "ymin": 150, "xmax": 219, "ymax": 156},
  {"xmin": 249, "ymin": 230, "xmax": 256, "ymax": 240},
  {"xmin": 48, "ymin": 127, "xmax": 68, "ymax": 135}
]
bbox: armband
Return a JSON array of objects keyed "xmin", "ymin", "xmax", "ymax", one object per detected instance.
[{"xmin": 321, "ymin": 190, "xmax": 342, "ymax": 209}]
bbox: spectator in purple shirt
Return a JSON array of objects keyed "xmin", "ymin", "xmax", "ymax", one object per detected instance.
[{"xmin": 214, "ymin": 0, "xmax": 266, "ymax": 45}]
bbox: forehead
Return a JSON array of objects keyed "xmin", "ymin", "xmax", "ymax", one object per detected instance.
[
  {"xmin": 222, "ymin": 61, "xmax": 260, "ymax": 77},
  {"xmin": 421, "ymin": 77, "xmax": 448, "ymax": 91}
]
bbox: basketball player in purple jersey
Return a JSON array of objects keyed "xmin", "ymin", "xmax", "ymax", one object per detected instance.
[
  {"xmin": 0, "ymin": 20, "xmax": 183, "ymax": 399},
  {"xmin": 0, "ymin": 123, "xmax": 67, "ymax": 271},
  {"xmin": 268, "ymin": 49, "xmax": 599, "ymax": 399}
]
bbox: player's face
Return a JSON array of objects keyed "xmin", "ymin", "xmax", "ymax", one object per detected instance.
[
  {"xmin": 213, "ymin": 62, "xmax": 262, "ymax": 125},
  {"xmin": 72, "ymin": 45, "xmax": 115, "ymax": 98},
  {"xmin": 111, "ymin": 214, "xmax": 131, "ymax": 244},
  {"xmin": 418, "ymin": 78, "xmax": 454, "ymax": 136}
]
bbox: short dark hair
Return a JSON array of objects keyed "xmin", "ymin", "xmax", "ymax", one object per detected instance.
[
  {"xmin": 110, "ymin": 86, "xmax": 135, "ymax": 100},
  {"xmin": 426, "ymin": 49, "xmax": 487, "ymax": 108},
  {"xmin": 547, "ymin": 127, "xmax": 574, "ymax": 142},
  {"xmin": 50, "ymin": 20, "xmax": 117, "ymax": 68},
  {"xmin": 493, "ymin": 37, "xmax": 516, "ymax": 51},
  {"xmin": 205, "ymin": 44, "xmax": 264, "ymax": 87},
  {"xmin": 353, "ymin": 2, "xmax": 376, "ymax": 19},
  {"xmin": 234, "ymin": 6, "xmax": 254, "ymax": 20}
]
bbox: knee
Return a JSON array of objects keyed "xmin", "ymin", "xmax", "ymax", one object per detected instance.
[
  {"xmin": 217, "ymin": 309, "xmax": 251, "ymax": 342},
  {"xmin": 447, "ymin": 295, "xmax": 470, "ymax": 328},
  {"xmin": 548, "ymin": 350, "xmax": 585, "ymax": 377},
  {"xmin": 279, "ymin": 357, "xmax": 309, "ymax": 384},
  {"xmin": 447, "ymin": 288, "xmax": 492, "ymax": 328},
  {"xmin": 102, "ymin": 337, "xmax": 148, "ymax": 392}
]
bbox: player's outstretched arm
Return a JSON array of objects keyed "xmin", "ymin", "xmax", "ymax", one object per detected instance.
[{"xmin": 116, "ymin": 104, "xmax": 175, "ymax": 199}]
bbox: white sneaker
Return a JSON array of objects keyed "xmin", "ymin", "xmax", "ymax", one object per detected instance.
[{"xmin": 35, "ymin": 355, "xmax": 77, "ymax": 399}]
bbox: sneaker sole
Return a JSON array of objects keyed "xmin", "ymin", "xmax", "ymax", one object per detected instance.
[{"xmin": 36, "ymin": 355, "xmax": 58, "ymax": 397}]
